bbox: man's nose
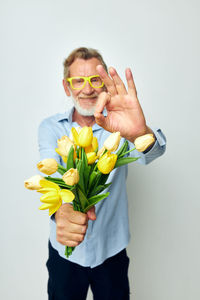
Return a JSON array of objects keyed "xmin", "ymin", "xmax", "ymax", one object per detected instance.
[{"xmin": 82, "ymin": 80, "xmax": 94, "ymax": 94}]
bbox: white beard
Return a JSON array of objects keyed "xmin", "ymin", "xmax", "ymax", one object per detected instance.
[{"xmin": 72, "ymin": 97, "xmax": 97, "ymax": 116}]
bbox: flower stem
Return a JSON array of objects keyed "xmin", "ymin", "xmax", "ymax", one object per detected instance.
[
  {"xmin": 118, "ymin": 148, "xmax": 136, "ymax": 158},
  {"xmin": 57, "ymin": 164, "xmax": 67, "ymax": 175},
  {"xmin": 65, "ymin": 187, "xmax": 81, "ymax": 258},
  {"xmin": 65, "ymin": 246, "xmax": 75, "ymax": 257}
]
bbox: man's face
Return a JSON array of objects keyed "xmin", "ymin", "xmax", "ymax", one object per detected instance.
[{"xmin": 67, "ymin": 58, "xmax": 105, "ymax": 116}]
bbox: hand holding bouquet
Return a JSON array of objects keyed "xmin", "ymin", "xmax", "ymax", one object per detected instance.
[{"xmin": 25, "ymin": 127, "xmax": 153, "ymax": 257}]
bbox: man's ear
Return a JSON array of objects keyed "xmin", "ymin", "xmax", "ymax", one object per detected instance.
[{"xmin": 63, "ymin": 79, "xmax": 71, "ymax": 97}]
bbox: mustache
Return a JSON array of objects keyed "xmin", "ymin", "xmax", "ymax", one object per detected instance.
[{"xmin": 78, "ymin": 94, "xmax": 98, "ymax": 99}]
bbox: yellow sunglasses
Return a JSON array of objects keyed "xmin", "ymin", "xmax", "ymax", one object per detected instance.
[{"xmin": 66, "ymin": 75, "xmax": 104, "ymax": 90}]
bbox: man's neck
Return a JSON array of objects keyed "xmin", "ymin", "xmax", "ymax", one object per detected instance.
[{"xmin": 72, "ymin": 109, "xmax": 96, "ymax": 127}]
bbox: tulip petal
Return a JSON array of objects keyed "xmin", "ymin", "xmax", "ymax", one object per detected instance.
[
  {"xmin": 39, "ymin": 180, "xmax": 60, "ymax": 191},
  {"xmin": 84, "ymin": 145, "xmax": 93, "ymax": 153},
  {"xmin": 62, "ymin": 168, "xmax": 79, "ymax": 186},
  {"xmin": 48, "ymin": 202, "xmax": 62, "ymax": 216},
  {"xmin": 71, "ymin": 128, "xmax": 79, "ymax": 146},
  {"xmin": 134, "ymin": 134, "xmax": 155, "ymax": 152},
  {"xmin": 37, "ymin": 187, "xmax": 58, "ymax": 194},
  {"xmin": 62, "ymin": 156, "xmax": 67, "ymax": 163},
  {"xmin": 97, "ymin": 146, "xmax": 106, "ymax": 158},
  {"xmin": 104, "ymin": 132, "xmax": 121, "ymax": 152},
  {"xmin": 86, "ymin": 152, "xmax": 97, "ymax": 164},
  {"xmin": 37, "ymin": 159, "xmax": 58, "ymax": 175},
  {"xmin": 92, "ymin": 137, "xmax": 98, "ymax": 152},
  {"xmin": 97, "ymin": 153, "xmax": 117, "ymax": 174},
  {"xmin": 85, "ymin": 136, "xmax": 98, "ymax": 153},
  {"xmin": 55, "ymin": 148, "xmax": 62, "ymax": 156},
  {"xmin": 24, "ymin": 175, "xmax": 44, "ymax": 190},
  {"xmin": 40, "ymin": 192, "xmax": 60, "ymax": 203},
  {"xmin": 60, "ymin": 189, "xmax": 75, "ymax": 203},
  {"xmin": 79, "ymin": 127, "xmax": 93, "ymax": 147},
  {"xmin": 39, "ymin": 203, "xmax": 54, "ymax": 210}
]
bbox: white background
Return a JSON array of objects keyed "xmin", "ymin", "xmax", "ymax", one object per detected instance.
[{"xmin": 1, "ymin": 0, "xmax": 199, "ymax": 299}]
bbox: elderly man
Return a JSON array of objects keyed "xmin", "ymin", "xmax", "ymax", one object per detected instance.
[{"xmin": 38, "ymin": 47, "xmax": 166, "ymax": 300}]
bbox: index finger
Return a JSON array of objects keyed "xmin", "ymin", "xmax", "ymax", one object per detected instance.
[{"xmin": 96, "ymin": 65, "xmax": 117, "ymax": 96}]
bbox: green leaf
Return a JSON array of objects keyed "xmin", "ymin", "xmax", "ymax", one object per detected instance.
[
  {"xmin": 88, "ymin": 185, "xmax": 104, "ymax": 198},
  {"xmin": 81, "ymin": 147, "xmax": 87, "ymax": 165},
  {"xmin": 67, "ymin": 146, "xmax": 74, "ymax": 170},
  {"xmin": 84, "ymin": 165, "xmax": 91, "ymax": 191},
  {"xmin": 81, "ymin": 148, "xmax": 90, "ymax": 190},
  {"xmin": 83, "ymin": 192, "xmax": 110, "ymax": 213},
  {"xmin": 115, "ymin": 156, "xmax": 139, "ymax": 168},
  {"xmin": 75, "ymin": 158, "xmax": 79, "ymax": 168},
  {"xmin": 76, "ymin": 149, "xmax": 79, "ymax": 159},
  {"xmin": 72, "ymin": 189, "xmax": 82, "ymax": 211},
  {"xmin": 44, "ymin": 177, "xmax": 75, "ymax": 189},
  {"xmin": 88, "ymin": 171, "xmax": 99, "ymax": 192},
  {"xmin": 98, "ymin": 173, "xmax": 109, "ymax": 186},
  {"xmin": 45, "ymin": 176, "xmax": 64, "ymax": 182},
  {"xmin": 76, "ymin": 160, "xmax": 85, "ymax": 193},
  {"xmin": 88, "ymin": 173, "xmax": 109, "ymax": 197},
  {"xmin": 103, "ymin": 182, "xmax": 112, "ymax": 189},
  {"xmin": 57, "ymin": 164, "xmax": 67, "ymax": 175},
  {"xmin": 117, "ymin": 140, "xmax": 128, "ymax": 157},
  {"xmin": 118, "ymin": 147, "xmax": 136, "ymax": 158},
  {"xmin": 88, "ymin": 182, "xmax": 112, "ymax": 198},
  {"xmin": 77, "ymin": 186, "xmax": 89, "ymax": 210}
]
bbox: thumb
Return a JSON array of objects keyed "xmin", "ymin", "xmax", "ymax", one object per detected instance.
[{"xmin": 87, "ymin": 206, "xmax": 96, "ymax": 221}]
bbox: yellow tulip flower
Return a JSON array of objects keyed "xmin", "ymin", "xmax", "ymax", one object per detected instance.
[
  {"xmin": 97, "ymin": 152, "xmax": 117, "ymax": 174},
  {"xmin": 55, "ymin": 136, "xmax": 76, "ymax": 162},
  {"xmin": 85, "ymin": 137, "xmax": 98, "ymax": 153},
  {"xmin": 24, "ymin": 175, "xmax": 44, "ymax": 190},
  {"xmin": 71, "ymin": 127, "xmax": 93, "ymax": 148},
  {"xmin": 69, "ymin": 126, "xmax": 81, "ymax": 142},
  {"xmin": 134, "ymin": 134, "xmax": 155, "ymax": 152},
  {"xmin": 62, "ymin": 168, "xmax": 79, "ymax": 186},
  {"xmin": 97, "ymin": 146, "xmax": 106, "ymax": 158},
  {"xmin": 37, "ymin": 180, "xmax": 75, "ymax": 215},
  {"xmin": 55, "ymin": 148, "xmax": 67, "ymax": 163},
  {"xmin": 104, "ymin": 132, "xmax": 121, "ymax": 152},
  {"xmin": 86, "ymin": 152, "xmax": 98, "ymax": 164},
  {"xmin": 37, "ymin": 158, "xmax": 58, "ymax": 175}
]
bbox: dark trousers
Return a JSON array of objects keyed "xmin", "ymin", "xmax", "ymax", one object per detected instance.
[{"xmin": 46, "ymin": 241, "xmax": 130, "ymax": 300}]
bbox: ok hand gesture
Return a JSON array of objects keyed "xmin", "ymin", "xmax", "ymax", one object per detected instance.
[{"xmin": 94, "ymin": 65, "xmax": 153, "ymax": 143}]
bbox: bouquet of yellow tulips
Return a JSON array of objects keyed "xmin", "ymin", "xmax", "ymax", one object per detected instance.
[{"xmin": 25, "ymin": 127, "xmax": 140, "ymax": 257}]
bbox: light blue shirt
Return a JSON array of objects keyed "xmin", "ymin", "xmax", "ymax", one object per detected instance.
[{"xmin": 38, "ymin": 107, "xmax": 166, "ymax": 268}]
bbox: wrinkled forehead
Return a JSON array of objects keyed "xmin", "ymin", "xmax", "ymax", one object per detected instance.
[{"xmin": 68, "ymin": 58, "xmax": 102, "ymax": 77}]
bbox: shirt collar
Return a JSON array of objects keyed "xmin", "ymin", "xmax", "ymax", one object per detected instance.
[
  {"xmin": 56, "ymin": 106, "xmax": 107, "ymax": 132},
  {"xmin": 56, "ymin": 106, "xmax": 74, "ymax": 123}
]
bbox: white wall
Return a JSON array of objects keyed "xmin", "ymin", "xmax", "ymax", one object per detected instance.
[{"xmin": 1, "ymin": 0, "xmax": 199, "ymax": 299}]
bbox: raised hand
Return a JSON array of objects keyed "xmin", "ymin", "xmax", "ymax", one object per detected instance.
[{"xmin": 94, "ymin": 65, "xmax": 154, "ymax": 143}]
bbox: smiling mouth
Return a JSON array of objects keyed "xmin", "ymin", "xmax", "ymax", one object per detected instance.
[{"xmin": 79, "ymin": 96, "xmax": 98, "ymax": 100}]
